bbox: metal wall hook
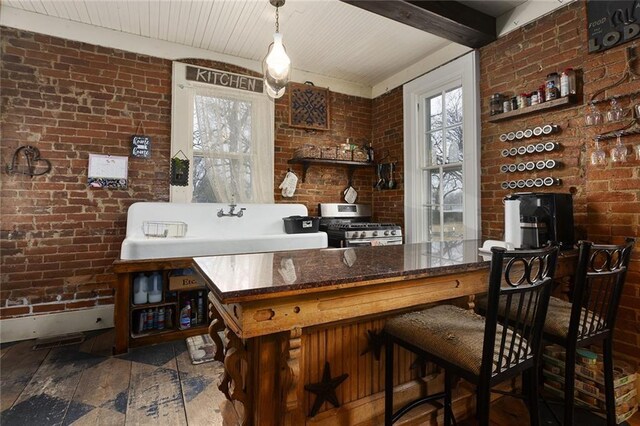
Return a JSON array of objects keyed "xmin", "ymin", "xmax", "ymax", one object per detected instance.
[{"xmin": 5, "ymin": 145, "xmax": 51, "ymax": 177}]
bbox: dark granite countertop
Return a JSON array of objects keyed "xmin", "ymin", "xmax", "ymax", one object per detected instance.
[{"xmin": 193, "ymin": 239, "xmax": 492, "ymax": 303}]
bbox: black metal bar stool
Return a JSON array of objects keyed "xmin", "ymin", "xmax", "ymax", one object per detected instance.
[
  {"xmin": 383, "ymin": 244, "xmax": 560, "ymax": 426},
  {"xmin": 544, "ymin": 238, "xmax": 635, "ymax": 425},
  {"xmin": 476, "ymin": 238, "xmax": 635, "ymax": 425}
]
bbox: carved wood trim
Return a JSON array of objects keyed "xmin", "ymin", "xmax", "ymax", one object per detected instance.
[
  {"xmin": 219, "ymin": 328, "xmax": 248, "ymax": 425},
  {"xmin": 280, "ymin": 327, "xmax": 302, "ymax": 417},
  {"xmin": 208, "ymin": 292, "xmax": 226, "ymax": 363}
]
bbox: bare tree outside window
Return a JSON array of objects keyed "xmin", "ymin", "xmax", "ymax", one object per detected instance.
[
  {"xmin": 192, "ymin": 95, "xmax": 253, "ymax": 203},
  {"xmin": 424, "ymin": 87, "xmax": 464, "ymax": 241}
]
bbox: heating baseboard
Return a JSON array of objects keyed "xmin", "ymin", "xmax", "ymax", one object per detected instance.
[{"xmin": 0, "ymin": 305, "xmax": 114, "ymax": 343}]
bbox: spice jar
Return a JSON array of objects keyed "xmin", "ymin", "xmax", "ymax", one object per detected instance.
[
  {"xmin": 503, "ymin": 100, "xmax": 512, "ymax": 112},
  {"xmin": 490, "ymin": 93, "xmax": 504, "ymax": 116},
  {"xmin": 538, "ymin": 85, "xmax": 546, "ymax": 103},
  {"xmin": 546, "ymin": 72, "xmax": 560, "ymax": 100},
  {"xmin": 511, "ymin": 96, "xmax": 518, "ymax": 110},
  {"xmin": 531, "ymin": 91, "xmax": 539, "ymax": 105},
  {"xmin": 517, "ymin": 93, "xmax": 527, "ymax": 109}
]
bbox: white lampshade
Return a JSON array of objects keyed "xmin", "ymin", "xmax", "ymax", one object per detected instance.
[
  {"xmin": 263, "ymin": 33, "xmax": 290, "ymax": 97},
  {"xmin": 266, "ymin": 33, "xmax": 290, "ymax": 79}
]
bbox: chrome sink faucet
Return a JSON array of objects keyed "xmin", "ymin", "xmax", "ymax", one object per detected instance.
[{"xmin": 217, "ymin": 204, "xmax": 246, "ymax": 217}]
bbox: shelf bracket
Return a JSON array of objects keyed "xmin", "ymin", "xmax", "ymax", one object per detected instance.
[{"xmin": 301, "ymin": 162, "xmax": 310, "ymax": 182}]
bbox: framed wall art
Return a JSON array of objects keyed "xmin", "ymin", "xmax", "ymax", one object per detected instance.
[{"xmin": 289, "ymin": 83, "xmax": 330, "ymax": 131}]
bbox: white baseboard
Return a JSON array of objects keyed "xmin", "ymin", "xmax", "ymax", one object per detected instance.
[{"xmin": 0, "ymin": 305, "xmax": 114, "ymax": 343}]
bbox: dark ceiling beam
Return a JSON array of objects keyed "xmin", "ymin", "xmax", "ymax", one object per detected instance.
[{"xmin": 340, "ymin": 0, "xmax": 496, "ymax": 48}]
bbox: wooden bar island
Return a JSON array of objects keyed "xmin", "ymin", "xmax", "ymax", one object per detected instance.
[{"xmin": 193, "ymin": 240, "xmax": 574, "ymax": 425}]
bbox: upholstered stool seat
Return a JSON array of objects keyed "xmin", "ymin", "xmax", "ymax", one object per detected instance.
[
  {"xmin": 385, "ymin": 304, "xmax": 531, "ymax": 376},
  {"xmin": 476, "ymin": 295, "xmax": 603, "ymax": 339}
]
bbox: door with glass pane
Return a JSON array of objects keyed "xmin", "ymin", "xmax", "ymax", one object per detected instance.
[{"xmin": 424, "ymin": 86, "xmax": 464, "ymax": 241}]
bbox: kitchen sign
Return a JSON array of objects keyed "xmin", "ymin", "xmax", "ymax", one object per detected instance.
[
  {"xmin": 587, "ymin": 0, "xmax": 640, "ymax": 53},
  {"xmin": 186, "ymin": 65, "xmax": 264, "ymax": 94}
]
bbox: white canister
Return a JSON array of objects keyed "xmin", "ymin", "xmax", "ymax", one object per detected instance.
[
  {"xmin": 148, "ymin": 271, "xmax": 163, "ymax": 303},
  {"xmin": 133, "ymin": 273, "xmax": 149, "ymax": 305}
]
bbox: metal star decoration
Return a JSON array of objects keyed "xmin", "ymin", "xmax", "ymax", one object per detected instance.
[
  {"xmin": 360, "ymin": 329, "xmax": 385, "ymax": 361},
  {"xmin": 304, "ymin": 362, "xmax": 348, "ymax": 417}
]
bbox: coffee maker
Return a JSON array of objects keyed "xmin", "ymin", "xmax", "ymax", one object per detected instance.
[{"xmin": 504, "ymin": 192, "xmax": 575, "ymax": 250}]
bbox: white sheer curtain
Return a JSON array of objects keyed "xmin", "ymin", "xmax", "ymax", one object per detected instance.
[{"xmin": 193, "ymin": 87, "xmax": 274, "ymax": 203}]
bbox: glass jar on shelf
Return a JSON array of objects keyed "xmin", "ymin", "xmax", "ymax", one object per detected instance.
[
  {"xmin": 490, "ymin": 93, "xmax": 504, "ymax": 116},
  {"xmin": 546, "ymin": 72, "xmax": 560, "ymax": 100}
]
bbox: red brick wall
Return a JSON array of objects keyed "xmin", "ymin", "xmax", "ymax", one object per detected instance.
[
  {"xmin": 479, "ymin": 2, "xmax": 640, "ymax": 360},
  {"xmin": 0, "ymin": 27, "xmax": 375, "ymax": 319},
  {"xmin": 371, "ymin": 87, "xmax": 404, "ymax": 226},
  {"xmin": 274, "ymin": 90, "xmax": 373, "ymax": 216}
]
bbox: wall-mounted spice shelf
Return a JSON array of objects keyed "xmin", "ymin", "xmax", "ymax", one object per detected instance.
[
  {"xmin": 488, "ymin": 95, "xmax": 579, "ymax": 123},
  {"xmin": 287, "ymin": 158, "xmax": 374, "ymax": 182}
]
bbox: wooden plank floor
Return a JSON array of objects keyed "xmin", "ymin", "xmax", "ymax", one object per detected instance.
[{"xmin": 1, "ymin": 328, "xmax": 638, "ymax": 425}]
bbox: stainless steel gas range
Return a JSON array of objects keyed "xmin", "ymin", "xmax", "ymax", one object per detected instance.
[{"xmin": 318, "ymin": 203, "xmax": 402, "ymax": 248}]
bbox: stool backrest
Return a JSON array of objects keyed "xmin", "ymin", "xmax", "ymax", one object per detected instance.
[
  {"xmin": 482, "ymin": 244, "xmax": 560, "ymax": 380},
  {"xmin": 569, "ymin": 238, "xmax": 635, "ymax": 343}
]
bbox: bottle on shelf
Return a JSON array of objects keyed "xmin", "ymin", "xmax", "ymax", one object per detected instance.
[
  {"xmin": 157, "ymin": 307, "xmax": 165, "ymax": 330},
  {"xmin": 197, "ymin": 292, "xmax": 205, "ymax": 325},
  {"xmin": 366, "ymin": 143, "xmax": 374, "ymax": 162},
  {"xmin": 148, "ymin": 271, "xmax": 163, "ymax": 303},
  {"xmin": 191, "ymin": 297, "xmax": 197, "ymax": 326},
  {"xmin": 166, "ymin": 307, "xmax": 173, "ymax": 328},
  {"xmin": 133, "ymin": 273, "xmax": 148, "ymax": 305},
  {"xmin": 180, "ymin": 301, "xmax": 192, "ymax": 330},
  {"xmin": 137, "ymin": 311, "xmax": 146, "ymax": 333},
  {"xmin": 146, "ymin": 309, "xmax": 154, "ymax": 330}
]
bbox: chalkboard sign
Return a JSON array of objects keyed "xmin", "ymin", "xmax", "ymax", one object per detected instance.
[
  {"xmin": 587, "ymin": 0, "xmax": 640, "ymax": 53},
  {"xmin": 132, "ymin": 135, "xmax": 151, "ymax": 158}
]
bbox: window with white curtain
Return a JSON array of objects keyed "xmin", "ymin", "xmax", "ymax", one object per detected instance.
[
  {"xmin": 171, "ymin": 62, "xmax": 274, "ymax": 204},
  {"xmin": 403, "ymin": 52, "xmax": 480, "ymax": 243}
]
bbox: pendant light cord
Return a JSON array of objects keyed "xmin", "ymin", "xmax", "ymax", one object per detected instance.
[{"xmin": 275, "ymin": 6, "xmax": 280, "ymax": 33}]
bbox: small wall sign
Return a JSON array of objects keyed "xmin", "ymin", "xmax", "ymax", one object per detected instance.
[
  {"xmin": 587, "ymin": 0, "xmax": 640, "ymax": 53},
  {"xmin": 131, "ymin": 123, "xmax": 151, "ymax": 158},
  {"xmin": 185, "ymin": 65, "xmax": 264, "ymax": 94},
  {"xmin": 132, "ymin": 135, "xmax": 151, "ymax": 158}
]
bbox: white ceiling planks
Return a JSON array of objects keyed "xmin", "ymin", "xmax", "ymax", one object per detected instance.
[{"xmin": 2, "ymin": 0, "xmax": 566, "ymax": 93}]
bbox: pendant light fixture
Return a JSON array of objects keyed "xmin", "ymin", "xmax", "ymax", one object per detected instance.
[{"xmin": 263, "ymin": 0, "xmax": 291, "ymax": 99}]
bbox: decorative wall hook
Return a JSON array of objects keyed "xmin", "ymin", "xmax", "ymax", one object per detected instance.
[{"xmin": 6, "ymin": 145, "xmax": 51, "ymax": 177}]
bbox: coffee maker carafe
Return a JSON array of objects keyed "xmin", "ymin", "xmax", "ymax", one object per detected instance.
[{"xmin": 504, "ymin": 192, "xmax": 574, "ymax": 250}]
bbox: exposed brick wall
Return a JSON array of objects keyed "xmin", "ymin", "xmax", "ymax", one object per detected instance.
[
  {"xmin": 1, "ymin": 28, "xmax": 173, "ymax": 319},
  {"xmin": 478, "ymin": 2, "xmax": 640, "ymax": 360},
  {"xmin": 0, "ymin": 26, "xmax": 375, "ymax": 319},
  {"xmin": 371, "ymin": 87, "xmax": 404, "ymax": 227},
  {"xmin": 273, "ymin": 89, "xmax": 373, "ymax": 216}
]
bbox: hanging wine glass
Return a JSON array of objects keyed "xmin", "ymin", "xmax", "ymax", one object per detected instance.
[
  {"xmin": 606, "ymin": 97, "xmax": 625, "ymax": 122},
  {"xmin": 585, "ymin": 102, "xmax": 602, "ymax": 126},
  {"xmin": 591, "ymin": 136, "xmax": 607, "ymax": 166},
  {"xmin": 610, "ymin": 132, "xmax": 627, "ymax": 163}
]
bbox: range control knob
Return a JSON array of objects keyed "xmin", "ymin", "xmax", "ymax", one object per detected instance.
[
  {"xmin": 360, "ymin": 232, "xmax": 366, "ymax": 238},
  {"xmin": 372, "ymin": 231, "xmax": 378, "ymax": 237},
  {"xmin": 384, "ymin": 230, "xmax": 390, "ymax": 236},
  {"xmin": 391, "ymin": 230, "xmax": 397, "ymax": 235}
]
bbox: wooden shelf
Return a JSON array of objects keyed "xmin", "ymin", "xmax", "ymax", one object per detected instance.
[
  {"xmin": 287, "ymin": 157, "xmax": 374, "ymax": 182},
  {"xmin": 488, "ymin": 95, "xmax": 579, "ymax": 123}
]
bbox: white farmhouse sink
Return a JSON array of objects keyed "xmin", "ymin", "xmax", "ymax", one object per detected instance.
[{"xmin": 120, "ymin": 202, "xmax": 327, "ymax": 260}]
